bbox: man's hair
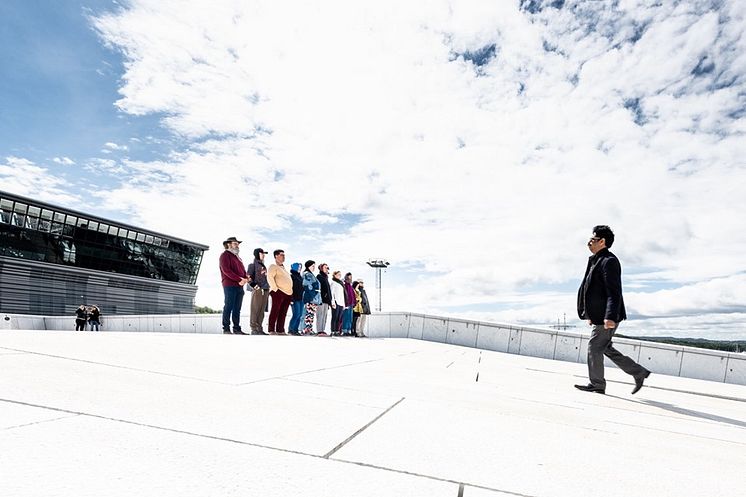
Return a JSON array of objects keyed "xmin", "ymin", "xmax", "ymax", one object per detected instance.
[
  {"xmin": 273, "ymin": 249, "xmax": 284, "ymax": 257},
  {"xmin": 318, "ymin": 263, "xmax": 328, "ymax": 271},
  {"xmin": 345, "ymin": 272, "xmax": 352, "ymax": 278},
  {"xmin": 593, "ymin": 225, "xmax": 615, "ymax": 248}
]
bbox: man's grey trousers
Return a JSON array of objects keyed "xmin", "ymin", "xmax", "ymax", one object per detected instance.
[{"xmin": 588, "ymin": 324, "xmax": 648, "ymax": 389}]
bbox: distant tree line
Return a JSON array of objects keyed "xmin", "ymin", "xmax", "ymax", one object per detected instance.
[
  {"xmin": 194, "ymin": 305, "xmax": 221, "ymax": 314},
  {"xmin": 618, "ymin": 335, "xmax": 746, "ymax": 353}
]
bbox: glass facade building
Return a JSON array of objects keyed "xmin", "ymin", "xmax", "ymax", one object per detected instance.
[{"xmin": 0, "ymin": 191, "xmax": 208, "ymax": 316}]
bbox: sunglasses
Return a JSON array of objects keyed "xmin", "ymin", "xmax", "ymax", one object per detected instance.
[{"xmin": 588, "ymin": 237, "xmax": 602, "ymax": 243}]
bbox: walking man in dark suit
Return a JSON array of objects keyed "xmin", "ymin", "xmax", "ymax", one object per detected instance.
[{"xmin": 575, "ymin": 225, "xmax": 650, "ymax": 395}]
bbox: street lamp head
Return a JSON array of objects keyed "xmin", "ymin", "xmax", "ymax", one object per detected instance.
[{"xmin": 366, "ymin": 259, "xmax": 390, "ymax": 268}]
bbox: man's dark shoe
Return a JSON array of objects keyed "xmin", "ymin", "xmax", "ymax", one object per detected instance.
[
  {"xmin": 574, "ymin": 384, "xmax": 605, "ymax": 394},
  {"xmin": 632, "ymin": 370, "xmax": 651, "ymax": 395},
  {"xmin": 232, "ymin": 328, "xmax": 247, "ymax": 335},
  {"xmin": 222, "ymin": 329, "xmax": 232, "ymax": 334},
  {"xmin": 251, "ymin": 329, "xmax": 268, "ymax": 335}
]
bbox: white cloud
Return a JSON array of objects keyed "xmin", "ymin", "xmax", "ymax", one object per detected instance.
[
  {"xmin": 0, "ymin": 157, "xmax": 79, "ymax": 205},
  {"xmin": 103, "ymin": 141, "xmax": 129, "ymax": 151},
  {"xmin": 52, "ymin": 156, "xmax": 76, "ymax": 165},
  {"xmin": 87, "ymin": 1, "xmax": 746, "ymax": 336}
]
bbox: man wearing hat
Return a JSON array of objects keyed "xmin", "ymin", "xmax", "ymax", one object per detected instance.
[
  {"xmin": 219, "ymin": 237, "xmax": 249, "ymax": 334},
  {"xmin": 247, "ymin": 247, "xmax": 271, "ymax": 335}
]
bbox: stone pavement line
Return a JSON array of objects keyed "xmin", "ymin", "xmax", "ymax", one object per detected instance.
[
  {"xmin": 0, "ymin": 346, "xmax": 233, "ymax": 386},
  {"xmin": 323, "ymin": 397, "xmax": 405, "ymax": 459},
  {"xmin": 0, "ymin": 396, "xmax": 530, "ymax": 496},
  {"xmin": 3, "ymin": 414, "xmax": 80, "ymax": 432}
]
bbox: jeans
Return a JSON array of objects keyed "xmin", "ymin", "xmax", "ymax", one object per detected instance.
[
  {"xmin": 89, "ymin": 320, "xmax": 100, "ymax": 331},
  {"xmin": 342, "ymin": 307, "xmax": 353, "ymax": 333},
  {"xmin": 289, "ymin": 300, "xmax": 304, "ymax": 332},
  {"xmin": 222, "ymin": 286, "xmax": 244, "ymax": 331},
  {"xmin": 331, "ymin": 306, "xmax": 343, "ymax": 332}
]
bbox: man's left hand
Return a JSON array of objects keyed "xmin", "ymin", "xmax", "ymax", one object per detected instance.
[{"xmin": 604, "ymin": 319, "xmax": 616, "ymax": 329}]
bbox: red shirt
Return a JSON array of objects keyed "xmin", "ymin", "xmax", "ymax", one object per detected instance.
[{"xmin": 219, "ymin": 250, "xmax": 247, "ymax": 287}]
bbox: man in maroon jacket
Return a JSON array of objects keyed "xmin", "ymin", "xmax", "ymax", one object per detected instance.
[{"xmin": 219, "ymin": 236, "xmax": 249, "ymax": 334}]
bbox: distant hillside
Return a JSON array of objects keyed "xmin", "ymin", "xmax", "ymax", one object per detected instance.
[{"xmin": 616, "ymin": 335, "xmax": 746, "ymax": 353}]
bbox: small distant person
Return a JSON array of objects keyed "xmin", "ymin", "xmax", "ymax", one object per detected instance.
[
  {"xmin": 289, "ymin": 262, "xmax": 304, "ymax": 335},
  {"xmin": 219, "ymin": 236, "xmax": 249, "ymax": 334},
  {"xmin": 247, "ymin": 248, "xmax": 271, "ymax": 335},
  {"xmin": 316, "ymin": 263, "xmax": 332, "ymax": 334},
  {"xmin": 302, "ymin": 260, "xmax": 322, "ymax": 335},
  {"xmin": 575, "ymin": 225, "xmax": 650, "ymax": 395},
  {"xmin": 88, "ymin": 305, "xmax": 101, "ymax": 332},
  {"xmin": 352, "ymin": 281, "xmax": 362, "ymax": 336},
  {"xmin": 330, "ymin": 271, "xmax": 346, "ymax": 336},
  {"xmin": 342, "ymin": 272, "xmax": 355, "ymax": 336},
  {"xmin": 75, "ymin": 305, "xmax": 87, "ymax": 331},
  {"xmin": 357, "ymin": 279, "xmax": 371, "ymax": 337},
  {"xmin": 267, "ymin": 249, "xmax": 292, "ymax": 335}
]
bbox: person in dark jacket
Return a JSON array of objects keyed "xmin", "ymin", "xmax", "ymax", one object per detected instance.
[
  {"xmin": 302, "ymin": 260, "xmax": 322, "ymax": 335},
  {"xmin": 575, "ymin": 225, "xmax": 650, "ymax": 395},
  {"xmin": 88, "ymin": 305, "xmax": 102, "ymax": 332},
  {"xmin": 288, "ymin": 262, "xmax": 304, "ymax": 335},
  {"xmin": 247, "ymin": 247, "xmax": 270, "ymax": 335},
  {"xmin": 356, "ymin": 279, "xmax": 371, "ymax": 337},
  {"xmin": 316, "ymin": 263, "xmax": 332, "ymax": 334},
  {"xmin": 75, "ymin": 305, "xmax": 87, "ymax": 331},
  {"xmin": 219, "ymin": 237, "xmax": 249, "ymax": 334}
]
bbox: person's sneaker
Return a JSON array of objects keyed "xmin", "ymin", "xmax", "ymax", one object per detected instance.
[
  {"xmin": 222, "ymin": 329, "xmax": 232, "ymax": 334},
  {"xmin": 233, "ymin": 328, "xmax": 247, "ymax": 335},
  {"xmin": 574, "ymin": 384, "xmax": 605, "ymax": 394},
  {"xmin": 288, "ymin": 331, "xmax": 300, "ymax": 336},
  {"xmin": 276, "ymin": 331, "xmax": 287, "ymax": 336},
  {"xmin": 632, "ymin": 370, "xmax": 651, "ymax": 395},
  {"xmin": 251, "ymin": 329, "xmax": 268, "ymax": 335},
  {"xmin": 317, "ymin": 332, "xmax": 328, "ymax": 336}
]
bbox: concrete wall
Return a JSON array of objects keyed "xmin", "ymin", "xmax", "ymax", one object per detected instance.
[
  {"xmin": 3, "ymin": 311, "xmax": 745, "ymax": 385},
  {"xmin": 363, "ymin": 312, "xmax": 746, "ymax": 386}
]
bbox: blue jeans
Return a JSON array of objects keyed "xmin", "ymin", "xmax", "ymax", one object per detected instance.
[
  {"xmin": 289, "ymin": 300, "xmax": 304, "ymax": 332},
  {"xmin": 342, "ymin": 307, "xmax": 353, "ymax": 333},
  {"xmin": 222, "ymin": 286, "xmax": 244, "ymax": 330}
]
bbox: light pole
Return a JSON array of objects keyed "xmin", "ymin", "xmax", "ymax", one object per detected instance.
[{"xmin": 366, "ymin": 259, "xmax": 389, "ymax": 312}]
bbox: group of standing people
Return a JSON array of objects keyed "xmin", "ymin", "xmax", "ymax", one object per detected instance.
[
  {"xmin": 219, "ymin": 237, "xmax": 372, "ymax": 336},
  {"xmin": 74, "ymin": 304, "xmax": 102, "ymax": 331}
]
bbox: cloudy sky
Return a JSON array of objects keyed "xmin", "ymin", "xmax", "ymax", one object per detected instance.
[{"xmin": 2, "ymin": 0, "xmax": 745, "ymax": 338}]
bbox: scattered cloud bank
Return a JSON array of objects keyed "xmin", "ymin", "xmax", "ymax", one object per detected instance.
[{"xmin": 10, "ymin": 1, "xmax": 745, "ymax": 337}]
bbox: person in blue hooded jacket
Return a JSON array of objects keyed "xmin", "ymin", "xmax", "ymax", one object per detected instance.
[
  {"xmin": 288, "ymin": 262, "xmax": 304, "ymax": 335},
  {"xmin": 302, "ymin": 260, "xmax": 323, "ymax": 335}
]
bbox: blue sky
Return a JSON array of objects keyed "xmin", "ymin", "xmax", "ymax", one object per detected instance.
[{"xmin": 1, "ymin": 1, "xmax": 746, "ymax": 338}]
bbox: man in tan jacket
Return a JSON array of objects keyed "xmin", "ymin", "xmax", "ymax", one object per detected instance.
[{"xmin": 267, "ymin": 249, "xmax": 293, "ymax": 335}]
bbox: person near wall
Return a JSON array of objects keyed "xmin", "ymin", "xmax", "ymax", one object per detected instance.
[
  {"xmin": 246, "ymin": 247, "xmax": 270, "ymax": 335},
  {"xmin": 219, "ymin": 236, "xmax": 249, "ymax": 334},
  {"xmin": 357, "ymin": 279, "xmax": 371, "ymax": 337},
  {"xmin": 302, "ymin": 260, "xmax": 323, "ymax": 335},
  {"xmin": 316, "ymin": 263, "xmax": 332, "ymax": 334},
  {"xmin": 352, "ymin": 281, "xmax": 362, "ymax": 336},
  {"xmin": 575, "ymin": 225, "xmax": 651, "ymax": 395},
  {"xmin": 330, "ymin": 271, "xmax": 346, "ymax": 336},
  {"xmin": 267, "ymin": 249, "xmax": 292, "ymax": 335},
  {"xmin": 75, "ymin": 305, "xmax": 87, "ymax": 331},
  {"xmin": 88, "ymin": 305, "xmax": 102, "ymax": 332},
  {"xmin": 288, "ymin": 262, "xmax": 304, "ymax": 335},
  {"xmin": 342, "ymin": 272, "xmax": 355, "ymax": 336}
]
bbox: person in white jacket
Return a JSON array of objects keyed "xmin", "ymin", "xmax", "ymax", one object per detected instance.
[{"xmin": 330, "ymin": 271, "xmax": 346, "ymax": 336}]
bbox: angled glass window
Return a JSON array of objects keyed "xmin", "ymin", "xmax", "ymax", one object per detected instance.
[
  {"xmin": 145, "ymin": 234, "xmax": 154, "ymax": 244},
  {"xmin": 54, "ymin": 212, "xmax": 65, "ymax": 223},
  {"xmin": 136, "ymin": 232, "xmax": 145, "ymax": 242},
  {"xmin": 98, "ymin": 223, "xmax": 109, "ymax": 233},
  {"xmin": 13, "ymin": 202, "xmax": 27, "ymax": 214},
  {"xmin": 27, "ymin": 206, "xmax": 40, "ymax": 218},
  {"xmin": 108, "ymin": 226, "xmax": 118, "ymax": 236},
  {"xmin": 88, "ymin": 221, "xmax": 99, "ymax": 231}
]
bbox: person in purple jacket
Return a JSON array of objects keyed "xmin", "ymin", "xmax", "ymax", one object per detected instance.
[
  {"xmin": 219, "ymin": 236, "xmax": 249, "ymax": 334},
  {"xmin": 342, "ymin": 272, "xmax": 355, "ymax": 336}
]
